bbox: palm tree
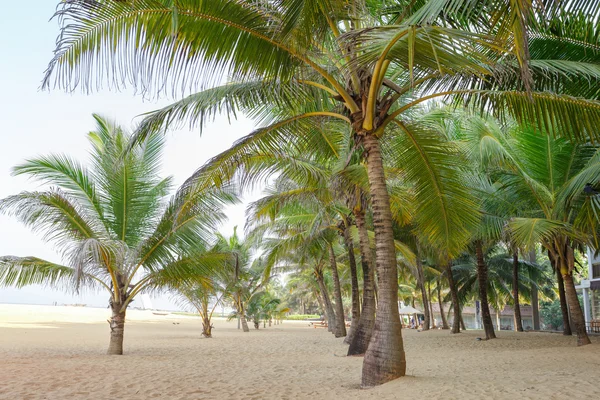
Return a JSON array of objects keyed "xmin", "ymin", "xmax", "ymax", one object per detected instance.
[
  {"xmin": 213, "ymin": 228, "xmax": 268, "ymax": 333},
  {"xmin": 42, "ymin": 0, "xmax": 600, "ymax": 385},
  {"xmin": 0, "ymin": 115, "xmax": 236, "ymax": 354},
  {"xmin": 173, "ymin": 258, "xmax": 232, "ymax": 338}
]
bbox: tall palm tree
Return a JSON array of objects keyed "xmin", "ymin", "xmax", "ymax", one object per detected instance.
[
  {"xmin": 0, "ymin": 115, "xmax": 236, "ymax": 354},
  {"xmin": 42, "ymin": 0, "xmax": 600, "ymax": 385}
]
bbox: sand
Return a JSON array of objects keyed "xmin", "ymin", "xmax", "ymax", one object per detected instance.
[{"xmin": 0, "ymin": 304, "xmax": 599, "ymax": 400}]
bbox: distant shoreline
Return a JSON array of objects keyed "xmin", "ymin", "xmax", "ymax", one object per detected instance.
[{"xmin": 0, "ymin": 301, "xmax": 183, "ymax": 312}]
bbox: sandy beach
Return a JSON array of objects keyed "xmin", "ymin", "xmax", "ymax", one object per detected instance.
[{"xmin": 0, "ymin": 304, "xmax": 598, "ymax": 400}]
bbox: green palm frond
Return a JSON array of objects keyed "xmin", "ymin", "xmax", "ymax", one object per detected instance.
[
  {"xmin": 12, "ymin": 154, "xmax": 105, "ymax": 223},
  {"xmin": 464, "ymin": 90, "xmax": 600, "ymax": 143},
  {"xmin": 347, "ymin": 25, "xmax": 500, "ymax": 78},
  {"xmin": 508, "ymin": 217, "xmax": 583, "ymax": 250},
  {"xmin": 0, "ymin": 256, "xmax": 99, "ymax": 291},
  {"xmin": 133, "ymin": 80, "xmax": 332, "ymax": 141},
  {"xmin": 177, "ymin": 112, "xmax": 348, "ymax": 192},
  {"xmin": 140, "ymin": 252, "xmax": 229, "ymax": 294},
  {"xmin": 0, "ymin": 190, "xmax": 103, "ymax": 250},
  {"xmin": 386, "ymin": 118, "xmax": 480, "ymax": 257},
  {"xmin": 44, "ymin": 0, "xmax": 300, "ymax": 94}
]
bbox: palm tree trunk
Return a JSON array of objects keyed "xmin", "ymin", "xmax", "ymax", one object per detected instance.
[
  {"xmin": 107, "ymin": 303, "xmax": 126, "ymax": 355},
  {"xmin": 316, "ymin": 270, "xmax": 337, "ymax": 333},
  {"xmin": 314, "ymin": 290, "xmax": 327, "ymax": 321},
  {"xmin": 475, "ymin": 240, "xmax": 496, "ymax": 339},
  {"xmin": 562, "ymin": 272, "xmax": 591, "ymax": 346},
  {"xmin": 343, "ymin": 223, "xmax": 361, "ymax": 344},
  {"xmin": 202, "ymin": 315, "xmax": 213, "ymax": 338},
  {"xmin": 240, "ymin": 310, "xmax": 250, "ymax": 332},
  {"xmin": 416, "ymin": 246, "xmax": 430, "ymax": 331},
  {"xmin": 348, "ymin": 209, "xmax": 376, "ymax": 356},
  {"xmin": 512, "ymin": 250, "xmax": 524, "ymax": 332},
  {"xmin": 200, "ymin": 301, "xmax": 213, "ymax": 338},
  {"xmin": 328, "ymin": 243, "xmax": 347, "ymax": 338},
  {"xmin": 495, "ymin": 309, "xmax": 501, "ymax": 330},
  {"xmin": 361, "ymin": 134, "xmax": 405, "ymax": 387},
  {"xmin": 459, "ymin": 308, "xmax": 466, "ymax": 331},
  {"xmin": 437, "ymin": 282, "xmax": 450, "ymax": 329},
  {"xmin": 237, "ymin": 294, "xmax": 250, "ymax": 333},
  {"xmin": 428, "ymin": 283, "xmax": 436, "ymax": 328},
  {"xmin": 528, "ymin": 249, "xmax": 541, "ymax": 330},
  {"xmin": 555, "ymin": 261, "xmax": 572, "ymax": 335},
  {"xmin": 446, "ymin": 263, "xmax": 461, "ymax": 334},
  {"xmin": 561, "ymin": 245, "xmax": 591, "ymax": 346}
]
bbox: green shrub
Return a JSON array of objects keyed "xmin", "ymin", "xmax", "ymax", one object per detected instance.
[{"xmin": 284, "ymin": 314, "xmax": 321, "ymax": 320}]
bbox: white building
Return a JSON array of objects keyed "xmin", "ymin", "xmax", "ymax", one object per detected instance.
[{"xmin": 576, "ymin": 248, "xmax": 600, "ymax": 333}]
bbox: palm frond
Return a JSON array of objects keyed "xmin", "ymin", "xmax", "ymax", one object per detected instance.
[
  {"xmin": 0, "ymin": 256, "xmax": 98, "ymax": 291},
  {"xmin": 43, "ymin": 0, "xmax": 300, "ymax": 94}
]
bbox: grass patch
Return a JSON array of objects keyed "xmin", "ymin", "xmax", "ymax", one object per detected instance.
[{"xmin": 284, "ymin": 314, "xmax": 321, "ymax": 320}]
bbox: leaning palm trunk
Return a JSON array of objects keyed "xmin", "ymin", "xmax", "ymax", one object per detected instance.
[
  {"xmin": 239, "ymin": 300, "xmax": 250, "ymax": 333},
  {"xmin": 475, "ymin": 241, "xmax": 496, "ymax": 339},
  {"xmin": 446, "ymin": 263, "xmax": 461, "ymax": 334},
  {"xmin": 561, "ymin": 245, "xmax": 591, "ymax": 346},
  {"xmin": 437, "ymin": 283, "xmax": 450, "ymax": 329},
  {"xmin": 107, "ymin": 302, "xmax": 126, "ymax": 355},
  {"xmin": 343, "ymin": 223, "xmax": 361, "ymax": 344},
  {"xmin": 200, "ymin": 300, "xmax": 213, "ymax": 338},
  {"xmin": 240, "ymin": 315, "xmax": 250, "ymax": 332},
  {"xmin": 562, "ymin": 272, "xmax": 591, "ymax": 345},
  {"xmin": 428, "ymin": 283, "xmax": 436, "ymax": 328},
  {"xmin": 416, "ymin": 248, "xmax": 430, "ymax": 331},
  {"xmin": 316, "ymin": 271, "xmax": 337, "ymax": 333},
  {"xmin": 552, "ymin": 255, "xmax": 573, "ymax": 335},
  {"xmin": 313, "ymin": 290, "xmax": 328, "ymax": 324},
  {"xmin": 512, "ymin": 251, "xmax": 524, "ymax": 332},
  {"xmin": 361, "ymin": 135, "xmax": 405, "ymax": 386},
  {"xmin": 348, "ymin": 209, "xmax": 376, "ymax": 356},
  {"xmin": 328, "ymin": 243, "xmax": 347, "ymax": 338}
]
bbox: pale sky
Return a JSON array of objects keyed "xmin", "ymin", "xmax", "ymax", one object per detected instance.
[{"xmin": 0, "ymin": 1, "xmax": 259, "ymax": 309}]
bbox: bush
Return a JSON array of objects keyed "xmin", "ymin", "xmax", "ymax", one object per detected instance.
[
  {"xmin": 284, "ymin": 314, "xmax": 321, "ymax": 320},
  {"xmin": 540, "ymin": 300, "xmax": 563, "ymax": 331}
]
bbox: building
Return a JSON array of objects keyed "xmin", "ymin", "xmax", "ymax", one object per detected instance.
[{"xmin": 576, "ymin": 248, "xmax": 600, "ymax": 333}]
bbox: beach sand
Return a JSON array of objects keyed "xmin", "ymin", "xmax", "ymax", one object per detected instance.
[{"xmin": 0, "ymin": 304, "xmax": 598, "ymax": 400}]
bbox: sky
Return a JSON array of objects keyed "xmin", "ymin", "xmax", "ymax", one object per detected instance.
[{"xmin": 0, "ymin": 1, "xmax": 259, "ymax": 310}]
